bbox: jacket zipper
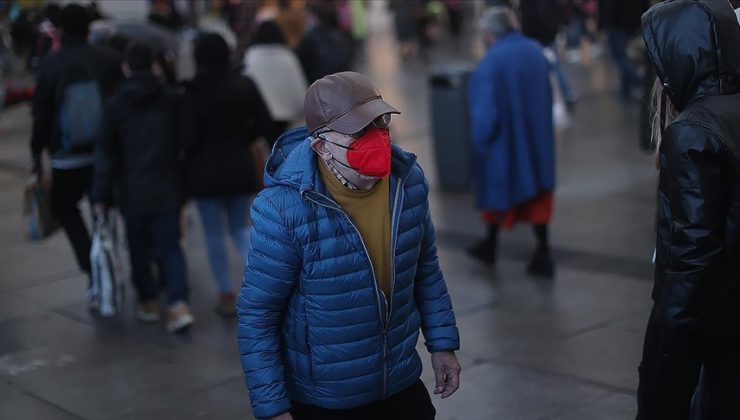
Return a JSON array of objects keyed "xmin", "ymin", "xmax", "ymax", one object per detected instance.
[
  {"xmin": 385, "ymin": 180, "xmax": 404, "ymax": 329},
  {"xmin": 304, "ymin": 190, "xmax": 400, "ymax": 398},
  {"xmin": 382, "ymin": 181, "xmax": 404, "ymax": 398}
]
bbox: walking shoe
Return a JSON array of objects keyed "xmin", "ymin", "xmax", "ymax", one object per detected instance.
[
  {"xmin": 166, "ymin": 301, "xmax": 194, "ymax": 333},
  {"xmin": 527, "ymin": 249, "xmax": 555, "ymax": 278},
  {"xmin": 466, "ymin": 240, "xmax": 497, "ymax": 266},
  {"xmin": 216, "ymin": 292, "xmax": 237, "ymax": 317},
  {"xmin": 137, "ymin": 300, "xmax": 161, "ymax": 323}
]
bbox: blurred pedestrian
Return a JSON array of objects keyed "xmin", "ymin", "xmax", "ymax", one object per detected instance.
[
  {"xmin": 467, "ymin": 6, "xmax": 556, "ymax": 277},
  {"xmin": 637, "ymin": 1, "xmax": 740, "ymax": 418},
  {"xmin": 87, "ymin": 1, "xmax": 104, "ymax": 22},
  {"xmin": 238, "ymin": 72, "xmax": 461, "ymax": 420},
  {"xmin": 389, "ymin": 0, "xmax": 419, "ymax": 57},
  {"xmin": 8, "ymin": 2, "xmax": 35, "ymax": 67},
  {"xmin": 243, "ymin": 20, "xmax": 307, "ymax": 146},
  {"xmin": 598, "ymin": 0, "xmax": 648, "ymax": 99},
  {"xmin": 93, "ymin": 43, "xmax": 191, "ymax": 333},
  {"xmin": 33, "ymin": 4, "xmax": 61, "ymax": 67},
  {"xmin": 519, "ymin": 0, "xmax": 575, "ymax": 107},
  {"xmin": 444, "ymin": 0, "xmax": 463, "ymax": 38},
  {"xmin": 30, "ymin": 3, "xmax": 120, "ymax": 280},
  {"xmin": 296, "ymin": 3, "xmax": 352, "ymax": 84},
  {"xmin": 182, "ymin": 33, "xmax": 272, "ymax": 317},
  {"xmin": 564, "ymin": 0, "xmax": 598, "ymax": 54},
  {"xmin": 148, "ymin": 0, "xmax": 184, "ymax": 31},
  {"xmin": 198, "ymin": 0, "xmax": 238, "ymax": 52},
  {"xmin": 348, "ymin": 0, "xmax": 368, "ymax": 56},
  {"xmin": 273, "ymin": 0, "xmax": 306, "ymax": 50}
]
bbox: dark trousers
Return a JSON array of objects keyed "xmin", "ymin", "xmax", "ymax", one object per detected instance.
[
  {"xmin": 607, "ymin": 30, "xmax": 643, "ymax": 98},
  {"xmin": 637, "ymin": 309, "xmax": 740, "ymax": 420},
  {"xmin": 122, "ymin": 210, "xmax": 188, "ymax": 304},
  {"xmin": 50, "ymin": 167, "xmax": 93, "ymax": 274},
  {"xmin": 291, "ymin": 380, "xmax": 435, "ymax": 420}
]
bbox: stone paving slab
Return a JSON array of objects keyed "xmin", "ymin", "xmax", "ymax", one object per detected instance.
[
  {"xmin": 425, "ymin": 361, "xmax": 616, "ymax": 420},
  {"xmin": 115, "ymin": 378, "xmax": 252, "ymax": 420},
  {"xmin": 549, "ymin": 393, "xmax": 637, "ymax": 420},
  {"xmin": 0, "ymin": 394, "xmax": 81, "ymax": 420},
  {"xmin": 1, "ymin": 334, "xmax": 243, "ymax": 419},
  {"xmin": 0, "ymin": 379, "xmax": 20, "ymax": 402}
]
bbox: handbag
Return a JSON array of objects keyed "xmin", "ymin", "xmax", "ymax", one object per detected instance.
[{"xmin": 23, "ymin": 178, "xmax": 60, "ymax": 241}]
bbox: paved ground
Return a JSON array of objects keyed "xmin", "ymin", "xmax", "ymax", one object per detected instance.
[{"xmin": 0, "ymin": 6, "xmax": 657, "ymax": 420}]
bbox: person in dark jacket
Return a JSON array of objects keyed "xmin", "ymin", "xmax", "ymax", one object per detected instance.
[
  {"xmin": 148, "ymin": 0, "xmax": 184, "ymax": 31},
  {"xmin": 238, "ymin": 72, "xmax": 461, "ymax": 420},
  {"xmin": 466, "ymin": 7, "xmax": 556, "ymax": 277},
  {"xmin": 30, "ymin": 3, "xmax": 120, "ymax": 277},
  {"xmin": 519, "ymin": 0, "xmax": 575, "ymax": 106},
  {"xmin": 598, "ymin": 0, "xmax": 649, "ymax": 99},
  {"xmin": 295, "ymin": 3, "xmax": 352, "ymax": 84},
  {"xmin": 181, "ymin": 33, "xmax": 273, "ymax": 316},
  {"xmin": 637, "ymin": 1, "xmax": 740, "ymax": 418},
  {"xmin": 93, "ymin": 43, "xmax": 192, "ymax": 334}
]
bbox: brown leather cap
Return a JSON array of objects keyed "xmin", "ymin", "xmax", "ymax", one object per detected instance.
[{"xmin": 305, "ymin": 72, "xmax": 400, "ymax": 135}]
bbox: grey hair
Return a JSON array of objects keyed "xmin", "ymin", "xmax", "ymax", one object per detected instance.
[
  {"xmin": 479, "ymin": 6, "xmax": 519, "ymax": 39},
  {"xmin": 650, "ymin": 78, "xmax": 678, "ymax": 152}
]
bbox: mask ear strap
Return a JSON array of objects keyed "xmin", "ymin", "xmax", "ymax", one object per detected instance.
[
  {"xmin": 317, "ymin": 134, "xmax": 352, "ymax": 151},
  {"xmin": 331, "ymin": 155, "xmax": 356, "ymax": 171}
]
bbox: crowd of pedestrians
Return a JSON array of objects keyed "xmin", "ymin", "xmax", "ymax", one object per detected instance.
[
  {"xmin": 16, "ymin": 0, "xmax": 740, "ymax": 419},
  {"xmin": 26, "ymin": 1, "xmax": 312, "ymax": 332}
]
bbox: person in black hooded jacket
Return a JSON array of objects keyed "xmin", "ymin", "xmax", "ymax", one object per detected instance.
[
  {"xmin": 181, "ymin": 33, "xmax": 273, "ymax": 316},
  {"xmin": 92, "ymin": 43, "xmax": 192, "ymax": 334},
  {"xmin": 30, "ymin": 4, "xmax": 121, "ymax": 278},
  {"xmin": 637, "ymin": 1, "xmax": 740, "ymax": 419}
]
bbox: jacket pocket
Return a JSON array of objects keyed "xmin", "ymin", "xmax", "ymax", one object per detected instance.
[{"xmin": 292, "ymin": 313, "xmax": 313, "ymax": 381}]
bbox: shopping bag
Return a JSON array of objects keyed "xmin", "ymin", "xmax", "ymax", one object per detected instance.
[
  {"xmin": 88, "ymin": 213, "xmax": 124, "ymax": 317},
  {"xmin": 543, "ymin": 47, "xmax": 572, "ymax": 131},
  {"xmin": 250, "ymin": 137, "xmax": 271, "ymax": 190},
  {"xmin": 23, "ymin": 178, "xmax": 60, "ymax": 241}
]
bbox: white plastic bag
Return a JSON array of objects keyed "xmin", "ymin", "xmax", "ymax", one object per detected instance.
[
  {"xmin": 543, "ymin": 47, "xmax": 572, "ymax": 131},
  {"xmin": 88, "ymin": 213, "xmax": 124, "ymax": 317}
]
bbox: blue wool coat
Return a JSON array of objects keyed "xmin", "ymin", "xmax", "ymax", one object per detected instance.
[
  {"xmin": 468, "ymin": 31, "xmax": 555, "ymax": 211},
  {"xmin": 237, "ymin": 127, "xmax": 460, "ymax": 419}
]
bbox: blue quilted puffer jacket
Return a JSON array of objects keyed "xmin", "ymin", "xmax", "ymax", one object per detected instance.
[{"xmin": 238, "ymin": 127, "xmax": 460, "ymax": 419}]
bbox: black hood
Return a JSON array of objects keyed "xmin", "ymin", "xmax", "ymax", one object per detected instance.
[
  {"xmin": 118, "ymin": 72, "xmax": 163, "ymax": 105},
  {"xmin": 642, "ymin": 0, "xmax": 740, "ymax": 110}
]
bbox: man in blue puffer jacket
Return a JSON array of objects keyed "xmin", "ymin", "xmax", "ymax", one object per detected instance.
[{"xmin": 238, "ymin": 72, "xmax": 461, "ymax": 420}]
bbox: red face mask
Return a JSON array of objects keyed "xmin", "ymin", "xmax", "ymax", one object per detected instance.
[{"xmin": 322, "ymin": 127, "xmax": 392, "ymax": 178}]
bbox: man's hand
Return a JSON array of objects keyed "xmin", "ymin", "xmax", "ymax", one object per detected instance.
[
  {"xmin": 431, "ymin": 350, "xmax": 461, "ymax": 399},
  {"xmin": 29, "ymin": 160, "xmax": 52, "ymax": 191},
  {"xmin": 267, "ymin": 412, "xmax": 293, "ymax": 420}
]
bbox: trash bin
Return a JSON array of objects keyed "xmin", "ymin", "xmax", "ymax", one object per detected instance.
[{"xmin": 429, "ymin": 64, "xmax": 473, "ymax": 192}]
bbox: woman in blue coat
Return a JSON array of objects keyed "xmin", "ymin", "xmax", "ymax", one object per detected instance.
[{"xmin": 467, "ymin": 6, "xmax": 556, "ymax": 277}]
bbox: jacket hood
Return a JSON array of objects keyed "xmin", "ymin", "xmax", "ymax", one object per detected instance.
[
  {"xmin": 642, "ymin": 0, "xmax": 740, "ymax": 110},
  {"xmin": 264, "ymin": 126, "xmax": 418, "ymax": 193},
  {"xmin": 118, "ymin": 72, "xmax": 163, "ymax": 105}
]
